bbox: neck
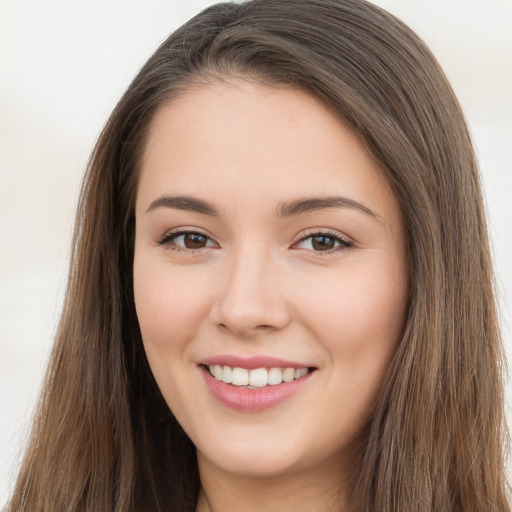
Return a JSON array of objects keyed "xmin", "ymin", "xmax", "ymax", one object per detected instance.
[{"xmin": 194, "ymin": 450, "xmax": 356, "ymax": 512}]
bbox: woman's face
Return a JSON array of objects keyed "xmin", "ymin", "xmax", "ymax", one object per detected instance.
[{"xmin": 133, "ymin": 80, "xmax": 409, "ymax": 479}]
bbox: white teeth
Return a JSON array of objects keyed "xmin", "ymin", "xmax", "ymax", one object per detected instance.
[
  {"xmin": 268, "ymin": 368, "xmax": 283, "ymax": 385},
  {"xmin": 282, "ymin": 368, "xmax": 295, "ymax": 383},
  {"xmin": 206, "ymin": 364, "xmax": 311, "ymax": 387},
  {"xmin": 231, "ymin": 367, "xmax": 249, "ymax": 386},
  {"xmin": 213, "ymin": 365, "xmax": 222, "ymax": 380},
  {"xmin": 249, "ymin": 368, "xmax": 268, "ymax": 387},
  {"xmin": 221, "ymin": 365, "xmax": 232, "ymax": 384}
]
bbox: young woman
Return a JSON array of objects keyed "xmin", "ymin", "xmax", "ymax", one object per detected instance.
[{"xmin": 7, "ymin": 0, "xmax": 509, "ymax": 511}]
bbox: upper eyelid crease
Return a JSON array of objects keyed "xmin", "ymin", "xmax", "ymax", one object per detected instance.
[
  {"xmin": 157, "ymin": 228, "xmax": 215, "ymax": 244},
  {"xmin": 157, "ymin": 229, "xmax": 351, "ymax": 254},
  {"xmin": 295, "ymin": 230, "xmax": 352, "ymax": 248},
  {"xmin": 297, "ymin": 228, "xmax": 349, "ymax": 241}
]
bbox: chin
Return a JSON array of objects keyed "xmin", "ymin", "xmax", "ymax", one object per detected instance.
[
  {"xmin": 195, "ymin": 431, "xmax": 312, "ymax": 477},
  {"xmin": 202, "ymin": 449, "xmax": 305, "ymax": 478}
]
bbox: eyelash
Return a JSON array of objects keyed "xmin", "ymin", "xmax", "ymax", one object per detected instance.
[
  {"xmin": 156, "ymin": 228, "xmax": 353, "ymax": 254},
  {"xmin": 156, "ymin": 228, "xmax": 216, "ymax": 252},
  {"xmin": 292, "ymin": 229, "xmax": 352, "ymax": 255}
]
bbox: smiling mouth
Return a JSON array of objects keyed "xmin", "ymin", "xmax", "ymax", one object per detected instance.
[{"xmin": 203, "ymin": 364, "xmax": 315, "ymax": 388}]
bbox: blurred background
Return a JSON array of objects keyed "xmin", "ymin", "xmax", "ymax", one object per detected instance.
[{"xmin": 1, "ymin": 0, "xmax": 511, "ymax": 504}]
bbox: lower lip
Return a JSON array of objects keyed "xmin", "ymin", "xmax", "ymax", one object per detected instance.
[{"xmin": 201, "ymin": 366, "xmax": 315, "ymax": 412}]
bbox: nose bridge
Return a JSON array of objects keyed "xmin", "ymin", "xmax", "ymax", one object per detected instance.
[{"xmin": 210, "ymin": 241, "xmax": 289, "ymax": 336}]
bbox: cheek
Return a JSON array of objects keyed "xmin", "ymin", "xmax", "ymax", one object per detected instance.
[
  {"xmin": 300, "ymin": 263, "xmax": 407, "ymax": 345},
  {"xmin": 133, "ymin": 259, "xmax": 211, "ymax": 349},
  {"xmin": 133, "ymin": 260, "xmax": 213, "ymax": 416},
  {"xmin": 297, "ymin": 264, "xmax": 407, "ymax": 440},
  {"xmin": 295, "ymin": 257, "xmax": 408, "ymax": 408}
]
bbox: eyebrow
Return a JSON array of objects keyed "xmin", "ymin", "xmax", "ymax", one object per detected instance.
[
  {"xmin": 276, "ymin": 196, "xmax": 381, "ymax": 221},
  {"xmin": 146, "ymin": 195, "xmax": 219, "ymax": 216},
  {"xmin": 146, "ymin": 194, "xmax": 381, "ymax": 222}
]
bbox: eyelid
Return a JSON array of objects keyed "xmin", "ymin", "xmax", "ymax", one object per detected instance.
[
  {"xmin": 155, "ymin": 226, "xmax": 352, "ymax": 254},
  {"xmin": 156, "ymin": 227, "xmax": 219, "ymax": 249},
  {"xmin": 292, "ymin": 228, "xmax": 353, "ymax": 254}
]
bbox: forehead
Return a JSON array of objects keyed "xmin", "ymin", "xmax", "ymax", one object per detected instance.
[{"xmin": 137, "ymin": 79, "xmax": 396, "ymax": 220}]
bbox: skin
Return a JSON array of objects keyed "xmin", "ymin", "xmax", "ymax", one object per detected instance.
[{"xmin": 133, "ymin": 79, "xmax": 409, "ymax": 511}]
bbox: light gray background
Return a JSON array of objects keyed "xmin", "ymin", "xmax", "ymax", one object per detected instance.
[{"xmin": 1, "ymin": 0, "xmax": 511, "ymax": 505}]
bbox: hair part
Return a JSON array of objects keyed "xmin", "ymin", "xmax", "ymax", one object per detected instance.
[{"xmin": 9, "ymin": 1, "xmax": 509, "ymax": 511}]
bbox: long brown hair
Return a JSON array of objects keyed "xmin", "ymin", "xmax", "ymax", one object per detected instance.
[{"xmin": 8, "ymin": 1, "xmax": 509, "ymax": 511}]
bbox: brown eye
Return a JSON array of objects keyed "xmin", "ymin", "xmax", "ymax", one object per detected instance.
[
  {"xmin": 295, "ymin": 232, "xmax": 352, "ymax": 252},
  {"xmin": 311, "ymin": 235, "xmax": 336, "ymax": 251},
  {"xmin": 159, "ymin": 231, "xmax": 217, "ymax": 250},
  {"xmin": 182, "ymin": 233, "xmax": 208, "ymax": 249}
]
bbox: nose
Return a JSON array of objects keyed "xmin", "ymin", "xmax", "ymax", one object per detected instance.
[{"xmin": 209, "ymin": 246, "xmax": 291, "ymax": 338}]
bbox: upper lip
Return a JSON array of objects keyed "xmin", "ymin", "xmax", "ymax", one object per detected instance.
[{"xmin": 199, "ymin": 355, "xmax": 314, "ymax": 370}]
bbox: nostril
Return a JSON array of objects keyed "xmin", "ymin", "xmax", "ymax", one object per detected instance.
[
  {"xmin": 209, "ymin": 292, "xmax": 291, "ymax": 336},
  {"xmin": 215, "ymin": 322, "xmax": 277, "ymax": 338}
]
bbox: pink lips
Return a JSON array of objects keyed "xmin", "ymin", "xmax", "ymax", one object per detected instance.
[
  {"xmin": 201, "ymin": 355, "xmax": 310, "ymax": 370},
  {"xmin": 199, "ymin": 355, "xmax": 315, "ymax": 412}
]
